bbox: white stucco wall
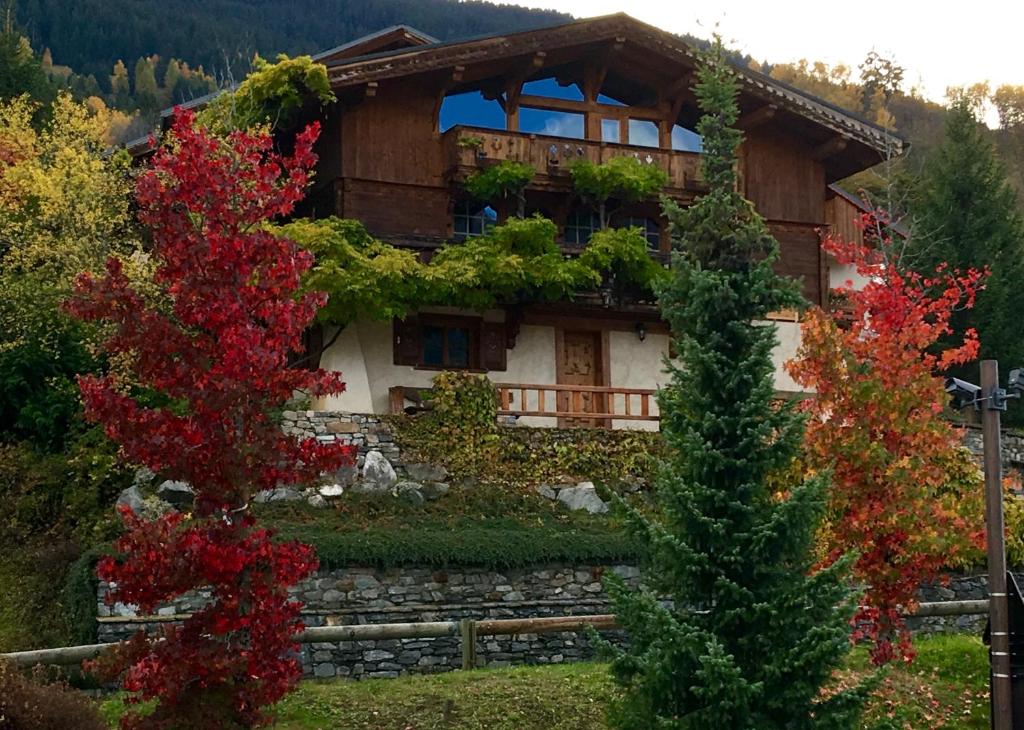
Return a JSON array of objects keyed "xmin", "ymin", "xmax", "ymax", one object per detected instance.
[
  {"xmin": 316, "ymin": 313, "xmax": 806, "ymax": 426},
  {"xmin": 770, "ymin": 320, "xmax": 803, "ymax": 394}
]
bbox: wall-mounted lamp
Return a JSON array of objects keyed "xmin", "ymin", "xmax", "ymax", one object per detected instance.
[{"xmin": 635, "ymin": 322, "xmax": 647, "ymax": 342}]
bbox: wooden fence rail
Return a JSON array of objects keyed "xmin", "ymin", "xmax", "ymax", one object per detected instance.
[{"xmin": 0, "ymin": 603, "xmax": 989, "ymax": 671}]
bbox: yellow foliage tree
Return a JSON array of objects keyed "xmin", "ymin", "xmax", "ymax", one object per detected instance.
[{"xmin": 0, "ymin": 92, "xmax": 138, "ymax": 446}]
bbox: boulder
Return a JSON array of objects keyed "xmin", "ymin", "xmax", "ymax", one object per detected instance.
[
  {"xmin": 361, "ymin": 450, "xmax": 397, "ymax": 492},
  {"xmin": 115, "ymin": 485, "xmax": 146, "ymax": 514},
  {"xmin": 318, "ymin": 484, "xmax": 345, "ymax": 498},
  {"xmin": 421, "ymin": 481, "xmax": 450, "ymax": 501},
  {"xmin": 254, "ymin": 487, "xmax": 303, "ymax": 503},
  {"xmin": 535, "ymin": 484, "xmax": 559, "ymax": 500},
  {"xmin": 395, "ymin": 481, "xmax": 425, "ymax": 506},
  {"xmin": 404, "ymin": 462, "xmax": 448, "ymax": 482},
  {"xmin": 556, "ymin": 482, "xmax": 608, "ymax": 514},
  {"xmin": 156, "ymin": 480, "xmax": 194, "ymax": 508},
  {"xmin": 307, "ymin": 494, "xmax": 328, "ymax": 509}
]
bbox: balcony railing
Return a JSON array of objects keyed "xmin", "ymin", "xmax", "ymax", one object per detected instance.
[
  {"xmin": 389, "ymin": 383, "xmax": 659, "ymax": 424},
  {"xmin": 443, "ymin": 125, "xmax": 703, "ymax": 195}
]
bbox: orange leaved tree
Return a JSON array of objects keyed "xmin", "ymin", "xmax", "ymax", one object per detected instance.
[{"xmin": 787, "ymin": 207, "xmax": 985, "ymax": 664}]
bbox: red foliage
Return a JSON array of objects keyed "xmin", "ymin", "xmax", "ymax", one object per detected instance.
[
  {"xmin": 787, "ymin": 208, "xmax": 986, "ymax": 665},
  {"xmin": 66, "ymin": 111, "xmax": 353, "ymax": 727}
]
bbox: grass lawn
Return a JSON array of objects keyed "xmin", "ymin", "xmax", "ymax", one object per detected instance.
[{"xmin": 99, "ymin": 634, "xmax": 991, "ymax": 729}]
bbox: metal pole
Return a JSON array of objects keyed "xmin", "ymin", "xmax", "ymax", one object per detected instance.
[{"xmin": 982, "ymin": 359, "xmax": 1013, "ymax": 730}]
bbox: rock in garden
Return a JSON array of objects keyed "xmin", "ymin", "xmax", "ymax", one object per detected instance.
[
  {"xmin": 156, "ymin": 480, "xmax": 195, "ymax": 508},
  {"xmin": 535, "ymin": 484, "xmax": 559, "ymax": 500},
  {"xmin": 361, "ymin": 450, "xmax": 397, "ymax": 491},
  {"xmin": 421, "ymin": 481, "xmax": 450, "ymax": 501},
  {"xmin": 115, "ymin": 485, "xmax": 146, "ymax": 513},
  {"xmin": 254, "ymin": 487, "xmax": 303, "ymax": 503},
  {"xmin": 405, "ymin": 462, "xmax": 448, "ymax": 482},
  {"xmin": 319, "ymin": 484, "xmax": 345, "ymax": 498},
  {"xmin": 307, "ymin": 494, "xmax": 328, "ymax": 509},
  {"xmin": 556, "ymin": 482, "xmax": 608, "ymax": 514},
  {"xmin": 395, "ymin": 481, "xmax": 426, "ymax": 506}
]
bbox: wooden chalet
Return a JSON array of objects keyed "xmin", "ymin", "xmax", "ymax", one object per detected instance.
[{"xmin": 149, "ymin": 14, "xmax": 905, "ymax": 428}]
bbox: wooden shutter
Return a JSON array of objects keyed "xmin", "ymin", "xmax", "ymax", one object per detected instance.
[
  {"xmin": 393, "ymin": 316, "xmax": 421, "ymax": 366},
  {"xmin": 480, "ymin": 322, "xmax": 507, "ymax": 372}
]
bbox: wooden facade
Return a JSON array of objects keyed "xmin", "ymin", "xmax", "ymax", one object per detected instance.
[
  {"xmin": 291, "ymin": 14, "xmax": 901, "ymax": 316},
  {"xmin": 137, "ymin": 15, "xmax": 905, "ymax": 422}
]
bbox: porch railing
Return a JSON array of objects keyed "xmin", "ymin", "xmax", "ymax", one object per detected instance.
[{"xmin": 389, "ymin": 384, "xmax": 659, "ymax": 423}]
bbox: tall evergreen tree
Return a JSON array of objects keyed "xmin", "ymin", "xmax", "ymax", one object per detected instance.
[
  {"xmin": 913, "ymin": 98, "xmax": 1024, "ymax": 382},
  {"xmin": 601, "ymin": 41, "xmax": 867, "ymax": 729}
]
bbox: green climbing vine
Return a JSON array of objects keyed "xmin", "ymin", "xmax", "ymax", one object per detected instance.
[
  {"xmin": 569, "ymin": 156, "xmax": 669, "ymax": 228},
  {"xmin": 281, "ymin": 215, "xmax": 668, "ymax": 327},
  {"xmin": 463, "ymin": 160, "xmax": 535, "ymax": 218},
  {"xmin": 197, "ymin": 54, "xmax": 335, "ymax": 135}
]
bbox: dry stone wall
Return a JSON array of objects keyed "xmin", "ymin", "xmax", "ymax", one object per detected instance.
[{"xmin": 98, "ymin": 564, "xmax": 639, "ymax": 678}]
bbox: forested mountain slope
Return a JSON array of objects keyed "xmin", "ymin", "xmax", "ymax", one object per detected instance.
[{"xmin": 12, "ymin": 0, "xmax": 569, "ymax": 82}]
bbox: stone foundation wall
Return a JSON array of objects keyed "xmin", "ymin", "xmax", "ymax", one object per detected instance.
[{"xmin": 280, "ymin": 410, "xmax": 402, "ymax": 472}]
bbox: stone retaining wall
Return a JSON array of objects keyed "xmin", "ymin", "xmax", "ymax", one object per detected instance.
[
  {"xmin": 961, "ymin": 424, "xmax": 1024, "ymax": 473},
  {"xmin": 98, "ymin": 564, "xmax": 639, "ymax": 678},
  {"xmin": 98, "ymin": 564, "xmax": 996, "ymax": 678},
  {"xmin": 280, "ymin": 410, "xmax": 402, "ymax": 472}
]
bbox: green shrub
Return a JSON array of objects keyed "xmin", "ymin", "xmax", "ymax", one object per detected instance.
[
  {"xmin": 0, "ymin": 430, "xmax": 129, "ymax": 544},
  {"xmin": 0, "ymin": 661, "xmax": 107, "ymax": 730},
  {"xmin": 392, "ymin": 382, "xmax": 662, "ymax": 488},
  {"xmin": 62, "ymin": 548, "xmax": 105, "ymax": 645},
  {"xmin": 276, "ymin": 523, "xmax": 641, "ymax": 570}
]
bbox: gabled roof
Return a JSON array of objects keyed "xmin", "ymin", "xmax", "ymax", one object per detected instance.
[
  {"xmin": 323, "ymin": 13, "xmax": 904, "ymax": 170},
  {"xmin": 827, "ymin": 183, "xmax": 909, "ymax": 238},
  {"xmin": 313, "ymin": 25, "xmax": 438, "ymax": 65}
]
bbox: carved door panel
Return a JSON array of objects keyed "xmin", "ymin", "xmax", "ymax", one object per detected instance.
[{"xmin": 558, "ymin": 330, "xmax": 604, "ymax": 428}]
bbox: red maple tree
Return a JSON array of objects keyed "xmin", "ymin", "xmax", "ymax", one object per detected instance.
[
  {"xmin": 787, "ymin": 207, "xmax": 986, "ymax": 665},
  {"xmin": 66, "ymin": 110, "xmax": 352, "ymax": 728}
]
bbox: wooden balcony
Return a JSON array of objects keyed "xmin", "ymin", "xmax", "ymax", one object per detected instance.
[
  {"xmin": 443, "ymin": 125, "xmax": 703, "ymax": 196},
  {"xmin": 389, "ymin": 383, "xmax": 659, "ymax": 425}
]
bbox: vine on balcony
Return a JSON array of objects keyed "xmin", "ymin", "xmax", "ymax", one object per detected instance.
[{"xmin": 281, "ymin": 215, "xmax": 668, "ymax": 327}]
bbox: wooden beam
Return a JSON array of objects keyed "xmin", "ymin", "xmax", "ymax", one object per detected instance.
[
  {"xmin": 813, "ymin": 134, "xmax": 850, "ymax": 161},
  {"xmin": 736, "ymin": 103, "xmax": 777, "ymax": 131},
  {"xmin": 517, "ymin": 94, "xmax": 663, "ymax": 121}
]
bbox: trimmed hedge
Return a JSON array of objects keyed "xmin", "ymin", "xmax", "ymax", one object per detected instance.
[
  {"xmin": 62, "ymin": 548, "xmax": 105, "ymax": 645},
  {"xmin": 274, "ymin": 524, "xmax": 642, "ymax": 571}
]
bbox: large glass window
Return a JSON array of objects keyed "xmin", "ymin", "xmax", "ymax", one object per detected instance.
[
  {"xmin": 564, "ymin": 209, "xmax": 601, "ymax": 246},
  {"xmin": 521, "ymin": 78, "xmax": 584, "ymax": 101},
  {"xmin": 453, "ymin": 202, "xmax": 497, "ymax": 241},
  {"xmin": 618, "ymin": 216, "xmax": 661, "ymax": 250},
  {"xmin": 628, "ymin": 119, "xmax": 659, "ymax": 148},
  {"xmin": 439, "ymin": 91, "xmax": 506, "ymax": 133},
  {"xmin": 519, "ymin": 108, "xmax": 584, "ymax": 139},
  {"xmin": 601, "ymin": 118, "xmax": 620, "ymax": 143},
  {"xmin": 671, "ymin": 125, "xmax": 703, "ymax": 152}
]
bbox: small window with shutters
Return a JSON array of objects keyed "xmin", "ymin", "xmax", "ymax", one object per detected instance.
[{"xmin": 393, "ymin": 316, "xmax": 507, "ymax": 372}]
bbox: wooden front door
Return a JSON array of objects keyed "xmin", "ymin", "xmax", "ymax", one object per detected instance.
[{"xmin": 557, "ymin": 330, "xmax": 606, "ymax": 428}]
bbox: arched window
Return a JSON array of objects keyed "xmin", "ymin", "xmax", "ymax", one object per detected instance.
[
  {"xmin": 564, "ymin": 209, "xmax": 601, "ymax": 246},
  {"xmin": 453, "ymin": 202, "xmax": 497, "ymax": 240},
  {"xmin": 618, "ymin": 216, "xmax": 661, "ymax": 250}
]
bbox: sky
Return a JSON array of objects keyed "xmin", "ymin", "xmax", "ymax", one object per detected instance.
[{"xmin": 508, "ymin": 0, "xmax": 1023, "ymax": 121}]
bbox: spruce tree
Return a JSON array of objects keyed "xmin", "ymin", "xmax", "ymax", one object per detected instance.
[
  {"xmin": 601, "ymin": 41, "xmax": 867, "ymax": 729},
  {"xmin": 912, "ymin": 98, "xmax": 1024, "ymax": 383}
]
